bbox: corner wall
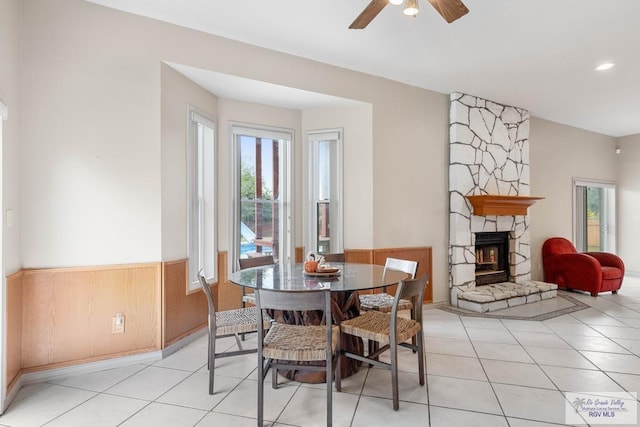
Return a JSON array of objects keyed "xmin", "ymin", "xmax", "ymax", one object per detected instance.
[
  {"xmin": 301, "ymin": 105, "xmax": 374, "ymax": 250},
  {"xmin": 0, "ymin": 0, "xmax": 22, "ymax": 275},
  {"xmin": 1, "ymin": 0, "xmax": 23, "ymax": 400},
  {"xmin": 617, "ymin": 133, "xmax": 640, "ymax": 273},
  {"xmin": 161, "ymin": 64, "xmax": 218, "ymax": 262},
  {"xmin": 529, "ymin": 117, "xmax": 618, "ymax": 279}
]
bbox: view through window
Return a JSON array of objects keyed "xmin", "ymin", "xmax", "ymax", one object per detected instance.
[
  {"xmin": 187, "ymin": 109, "xmax": 217, "ymax": 291},
  {"xmin": 308, "ymin": 130, "xmax": 343, "ymax": 255},
  {"xmin": 232, "ymin": 125, "xmax": 292, "ymax": 267}
]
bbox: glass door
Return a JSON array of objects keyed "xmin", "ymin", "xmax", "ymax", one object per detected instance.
[
  {"xmin": 232, "ymin": 125, "xmax": 292, "ymax": 268},
  {"xmin": 574, "ymin": 179, "xmax": 616, "ymax": 253}
]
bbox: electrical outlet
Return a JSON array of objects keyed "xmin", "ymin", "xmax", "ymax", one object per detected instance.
[{"xmin": 112, "ymin": 313, "xmax": 125, "ymax": 334}]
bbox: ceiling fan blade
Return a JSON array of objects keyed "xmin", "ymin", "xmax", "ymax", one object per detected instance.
[
  {"xmin": 349, "ymin": 0, "xmax": 389, "ymax": 29},
  {"xmin": 426, "ymin": 0, "xmax": 469, "ymax": 23}
]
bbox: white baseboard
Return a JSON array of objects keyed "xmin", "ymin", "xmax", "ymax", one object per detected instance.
[
  {"xmin": 4, "ymin": 327, "xmax": 208, "ymax": 411},
  {"xmin": 21, "ymin": 350, "xmax": 163, "ymax": 386},
  {"xmin": 2, "ymin": 375, "xmax": 24, "ymax": 414}
]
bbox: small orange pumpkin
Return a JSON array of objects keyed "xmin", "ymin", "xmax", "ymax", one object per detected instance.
[{"xmin": 304, "ymin": 261, "xmax": 318, "ymax": 273}]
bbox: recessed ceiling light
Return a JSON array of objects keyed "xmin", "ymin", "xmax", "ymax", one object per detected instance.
[{"xmin": 595, "ymin": 62, "xmax": 615, "ymax": 71}]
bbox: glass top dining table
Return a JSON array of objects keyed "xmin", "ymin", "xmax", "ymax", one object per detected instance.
[
  {"xmin": 228, "ymin": 261, "xmax": 409, "ymax": 383},
  {"xmin": 228, "ymin": 262, "xmax": 409, "ymax": 292}
]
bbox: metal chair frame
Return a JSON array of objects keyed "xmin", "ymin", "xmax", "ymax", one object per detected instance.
[
  {"xmin": 237, "ymin": 255, "xmax": 275, "ymax": 307},
  {"xmin": 198, "ymin": 272, "xmax": 268, "ymax": 395},
  {"xmin": 359, "ymin": 257, "xmax": 418, "ymax": 312},
  {"xmin": 337, "ymin": 274, "xmax": 428, "ymax": 410},
  {"xmin": 255, "ymin": 287, "xmax": 337, "ymax": 427}
]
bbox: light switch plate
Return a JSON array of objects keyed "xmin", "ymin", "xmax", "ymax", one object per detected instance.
[{"xmin": 6, "ymin": 210, "xmax": 14, "ymax": 228}]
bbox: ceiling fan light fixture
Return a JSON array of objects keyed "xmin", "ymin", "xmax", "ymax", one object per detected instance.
[
  {"xmin": 389, "ymin": 0, "xmax": 403, "ymax": 5},
  {"xmin": 595, "ymin": 62, "xmax": 615, "ymax": 71},
  {"xmin": 403, "ymin": 0, "xmax": 419, "ymax": 16}
]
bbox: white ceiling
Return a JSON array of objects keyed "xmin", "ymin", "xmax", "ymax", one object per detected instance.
[{"xmin": 87, "ymin": 0, "xmax": 640, "ymax": 137}]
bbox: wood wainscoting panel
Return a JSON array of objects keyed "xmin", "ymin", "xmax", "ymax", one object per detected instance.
[
  {"xmin": 21, "ymin": 263, "xmax": 162, "ymax": 370},
  {"xmin": 6, "ymin": 271, "xmax": 23, "ymax": 392},
  {"xmin": 162, "ymin": 257, "xmax": 220, "ymax": 347},
  {"xmin": 295, "ymin": 247, "xmax": 304, "ymax": 263},
  {"xmin": 373, "ymin": 247, "xmax": 433, "ymax": 303},
  {"xmin": 344, "ymin": 249, "xmax": 374, "ymax": 264}
]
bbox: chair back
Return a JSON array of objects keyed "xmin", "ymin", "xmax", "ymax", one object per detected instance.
[
  {"xmin": 198, "ymin": 271, "xmax": 217, "ymax": 324},
  {"xmin": 543, "ymin": 237, "xmax": 577, "ymax": 257},
  {"xmin": 392, "ymin": 274, "xmax": 429, "ymax": 322},
  {"xmin": 322, "ymin": 253, "xmax": 345, "ymax": 263},
  {"xmin": 255, "ymin": 288, "xmax": 332, "ymax": 345},
  {"xmin": 238, "ymin": 255, "xmax": 275, "ymax": 270},
  {"xmin": 255, "ymin": 288, "xmax": 329, "ymax": 313},
  {"xmin": 383, "ymin": 257, "xmax": 418, "ymax": 281},
  {"xmin": 254, "ymin": 287, "xmax": 334, "ymax": 425}
]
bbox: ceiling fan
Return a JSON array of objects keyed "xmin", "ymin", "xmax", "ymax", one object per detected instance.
[{"xmin": 349, "ymin": 0, "xmax": 469, "ymax": 29}]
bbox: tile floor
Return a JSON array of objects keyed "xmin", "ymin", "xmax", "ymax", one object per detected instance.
[{"xmin": 2, "ymin": 278, "xmax": 640, "ymax": 426}]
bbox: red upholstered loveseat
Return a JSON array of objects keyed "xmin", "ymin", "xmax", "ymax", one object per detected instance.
[{"xmin": 542, "ymin": 237, "xmax": 624, "ymax": 297}]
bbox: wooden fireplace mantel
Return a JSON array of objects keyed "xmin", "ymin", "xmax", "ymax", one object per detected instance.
[{"xmin": 466, "ymin": 195, "xmax": 544, "ymax": 216}]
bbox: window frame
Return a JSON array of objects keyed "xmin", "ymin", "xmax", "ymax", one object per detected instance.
[
  {"xmin": 187, "ymin": 107, "xmax": 217, "ymax": 292},
  {"xmin": 229, "ymin": 123, "xmax": 293, "ymax": 272},
  {"xmin": 306, "ymin": 129, "xmax": 343, "ymax": 255}
]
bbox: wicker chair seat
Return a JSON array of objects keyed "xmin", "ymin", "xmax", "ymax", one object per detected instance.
[
  {"xmin": 263, "ymin": 323, "xmax": 339, "ymax": 361},
  {"xmin": 215, "ymin": 307, "xmax": 271, "ymax": 336},
  {"xmin": 340, "ymin": 310, "xmax": 421, "ymax": 345},
  {"xmin": 359, "ymin": 293, "xmax": 412, "ymax": 312}
]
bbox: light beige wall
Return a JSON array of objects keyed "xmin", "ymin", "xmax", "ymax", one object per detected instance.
[
  {"xmin": 161, "ymin": 64, "xmax": 218, "ymax": 261},
  {"xmin": 529, "ymin": 117, "xmax": 618, "ymax": 280},
  {"xmin": 15, "ymin": 0, "xmax": 450, "ymax": 303},
  {"xmin": 0, "ymin": 0, "xmax": 22, "ymax": 275},
  {"xmin": 302, "ymin": 105, "xmax": 375, "ymax": 250},
  {"xmin": 21, "ymin": 0, "xmax": 163, "ymax": 267},
  {"xmin": 371, "ymin": 85, "xmax": 449, "ymax": 302},
  {"xmin": 13, "ymin": 0, "xmax": 633, "ymax": 307},
  {"xmin": 617, "ymin": 134, "xmax": 640, "ymax": 273}
]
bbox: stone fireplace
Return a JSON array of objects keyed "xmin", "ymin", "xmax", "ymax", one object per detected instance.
[{"xmin": 448, "ymin": 93, "xmax": 556, "ymax": 312}]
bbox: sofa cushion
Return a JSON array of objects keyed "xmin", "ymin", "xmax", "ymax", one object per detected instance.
[{"xmin": 601, "ymin": 266, "xmax": 622, "ymax": 280}]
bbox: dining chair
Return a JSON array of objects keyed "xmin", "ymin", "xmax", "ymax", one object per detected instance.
[
  {"xmin": 358, "ymin": 257, "xmax": 418, "ymax": 312},
  {"xmin": 198, "ymin": 272, "xmax": 271, "ymax": 395},
  {"xmin": 336, "ymin": 273, "xmax": 428, "ymax": 410},
  {"xmin": 237, "ymin": 255, "xmax": 275, "ymax": 306},
  {"xmin": 255, "ymin": 287, "xmax": 339, "ymax": 427}
]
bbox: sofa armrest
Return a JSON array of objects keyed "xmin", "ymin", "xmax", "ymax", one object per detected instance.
[
  {"xmin": 552, "ymin": 253, "xmax": 601, "ymax": 271},
  {"xmin": 545, "ymin": 253, "xmax": 602, "ymax": 288},
  {"xmin": 587, "ymin": 252, "xmax": 625, "ymax": 274}
]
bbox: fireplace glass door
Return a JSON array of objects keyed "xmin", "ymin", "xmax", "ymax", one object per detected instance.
[{"xmin": 475, "ymin": 232, "xmax": 509, "ymax": 285}]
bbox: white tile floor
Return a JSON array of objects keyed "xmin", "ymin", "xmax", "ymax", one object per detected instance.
[{"xmin": 2, "ymin": 278, "xmax": 640, "ymax": 426}]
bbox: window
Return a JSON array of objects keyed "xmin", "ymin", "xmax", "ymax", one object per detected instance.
[
  {"xmin": 307, "ymin": 130, "xmax": 343, "ymax": 255},
  {"xmin": 187, "ymin": 108, "xmax": 217, "ymax": 291},
  {"xmin": 231, "ymin": 125, "xmax": 292, "ymax": 269},
  {"xmin": 573, "ymin": 178, "xmax": 616, "ymax": 253}
]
